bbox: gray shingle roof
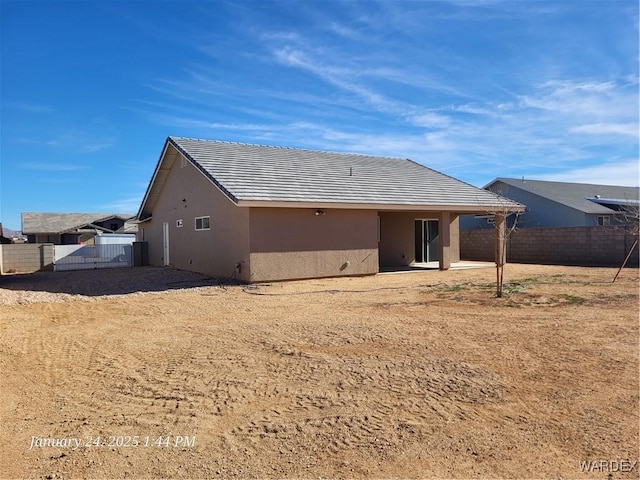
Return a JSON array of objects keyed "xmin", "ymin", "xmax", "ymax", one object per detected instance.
[
  {"xmin": 22, "ymin": 212, "xmax": 134, "ymax": 234},
  {"xmin": 139, "ymin": 136, "xmax": 523, "ymax": 215},
  {"xmin": 490, "ymin": 178, "xmax": 640, "ymax": 214}
]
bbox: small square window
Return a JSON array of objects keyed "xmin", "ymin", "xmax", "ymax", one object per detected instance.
[
  {"xmin": 176, "ymin": 219, "xmax": 183, "ymax": 228},
  {"xmin": 597, "ymin": 216, "xmax": 610, "ymax": 226},
  {"xmin": 195, "ymin": 216, "xmax": 210, "ymax": 231}
]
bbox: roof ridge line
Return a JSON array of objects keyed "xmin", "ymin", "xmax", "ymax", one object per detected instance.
[
  {"xmin": 168, "ymin": 135, "xmax": 407, "ymax": 161},
  {"xmin": 496, "ymin": 177, "xmax": 640, "ymax": 189}
]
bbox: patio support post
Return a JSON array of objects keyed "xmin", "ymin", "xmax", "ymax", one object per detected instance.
[{"xmin": 439, "ymin": 211, "xmax": 451, "ymax": 270}]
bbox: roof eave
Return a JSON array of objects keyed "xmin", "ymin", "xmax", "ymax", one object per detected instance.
[
  {"xmin": 136, "ymin": 139, "xmax": 172, "ymax": 221},
  {"xmin": 236, "ymin": 199, "xmax": 525, "ymax": 213}
]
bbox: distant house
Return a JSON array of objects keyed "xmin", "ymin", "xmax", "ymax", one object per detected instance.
[
  {"xmin": 135, "ymin": 136, "xmax": 523, "ymax": 282},
  {"xmin": 22, "ymin": 212, "xmax": 137, "ymax": 244},
  {"xmin": 461, "ymin": 178, "xmax": 640, "ymax": 230}
]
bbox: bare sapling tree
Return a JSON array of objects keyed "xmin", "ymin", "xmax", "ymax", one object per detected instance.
[
  {"xmin": 493, "ymin": 209, "xmax": 520, "ymax": 297},
  {"xmin": 483, "ymin": 188, "xmax": 523, "ymax": 298},
  {"xmin": 611, "ymin": 203, "xmax": 639, "ymax": 283}
]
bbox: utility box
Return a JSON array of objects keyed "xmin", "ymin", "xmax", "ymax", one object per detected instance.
[{"xmin": 133, "ymin": 242, "xmax": 149, "ymax": 267}]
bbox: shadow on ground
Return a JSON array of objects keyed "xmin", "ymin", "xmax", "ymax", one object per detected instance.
[{"xmin": 0, "ymin": 267, "xmax": 241, "ymax": 297}]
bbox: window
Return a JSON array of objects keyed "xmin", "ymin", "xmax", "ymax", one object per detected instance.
[
  {"xmin": 597, "ymin": 216, "xmax": 610, "ymax": 226},
  {"xmin": 195, "ymin": 216, "xmax": 210, "ymax": 231},
  {"xmin": 176, "ymin": 219, "xmax": 183, "ymax": 228}
]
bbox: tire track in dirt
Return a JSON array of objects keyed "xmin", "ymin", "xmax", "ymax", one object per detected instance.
[
  {"xmin": 221, "ymin": 323, "xmax": 507, "ymax": 462},
  {"xmin": 75, "ymin": 339, "xmax": 262, "ymax": 430},
  {"xmin": 13, "ymin": 297, "xmax": 506, "ymax": 464},
  {"xmin": 14, "ymin": 310, "xmax": 255, "ymax": 436}
]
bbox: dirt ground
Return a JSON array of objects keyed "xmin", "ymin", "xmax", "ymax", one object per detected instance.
[{"xmin": 0, "ymin": 264, "xmax": 638, "ymax": 479}]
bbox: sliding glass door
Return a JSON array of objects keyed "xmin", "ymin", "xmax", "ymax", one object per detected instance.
[{"xmin": 414, "ymin": 219, "xmax": 439, "ymax": 263}]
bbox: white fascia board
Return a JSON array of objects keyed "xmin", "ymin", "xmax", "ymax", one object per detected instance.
[
  {"xmin": 236, "ymin": 199, "xmax": 525, "ymax": 213},
  {"xmin": 136, "ymin": 140, "xmax": 172, "ymax": 220}
]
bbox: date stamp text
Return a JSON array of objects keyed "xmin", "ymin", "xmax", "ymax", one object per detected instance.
[{"xmin": 29, "ymin": 435, "xmax": 196, "ymax": 450}]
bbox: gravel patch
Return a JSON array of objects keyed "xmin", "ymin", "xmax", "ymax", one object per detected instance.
[{"xmin": 0, "ymin": 267, "xmax": 237, "ymax": 305}]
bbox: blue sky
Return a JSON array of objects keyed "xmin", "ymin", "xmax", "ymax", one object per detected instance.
[{"xmin": 1, "ymin": 0, "xmax": 638, "ymax": 231}]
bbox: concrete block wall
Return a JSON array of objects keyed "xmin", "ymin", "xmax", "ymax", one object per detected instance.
[
  {"xmin": 0, "ymin": 243, "xmax": 54, "ymax": 274},
  {"xmin": 459, "ymin": 229, "xmax": 495, "ymax": 262},
  {"xmin": 461, "ymin": 227, "xmax": 638, "ymax": 267}
]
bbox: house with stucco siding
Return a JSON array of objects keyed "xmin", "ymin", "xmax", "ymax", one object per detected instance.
[
  {"xmin": 136, "ymin": 136, "xmax": 523, "ymax": 282},
  {"xmin": 461, "ymin": 178, "xmax": 639, "ymax": 230}
]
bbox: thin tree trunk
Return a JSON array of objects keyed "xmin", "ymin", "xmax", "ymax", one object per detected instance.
[{"xmin": 495, "ymin": 213, "xmax": 506, "ymax": 297}]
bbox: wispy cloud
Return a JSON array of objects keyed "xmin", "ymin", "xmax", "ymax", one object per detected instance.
[
  {"xmin": 171, "ymin": 118, "xmax": 277, "ymax": 133},
  {"xmin": 569, "ymin": 123, "xmax": 638, "ymax": 138},
  {"xmin": 408, "ymin": 112, "xmax": 452, "ymax": 129},
  {"xmin": 272, "ymin": 46, "xmax": 416, "ymax": 116},
  {"xmin": 82, "ymin": 142, "xmax": 115, "ymax": 153},
  {"xmin": 534, "ymin": 160, "xmax": 640, "ymax": 187},
  {"xmin": 44, "ymin": 140, "xmax": 114, "ymax": 153},
  {"xmin": 7, "ymin": 102, "xmax": 55, "ymax": 114},
  {"xmin": 20, "ymin": 162, "xmax": 84, "ymax": 171},
  {"xmin": 327, "ymin": 22, "xmax": 361, "ymax": 40},
  {"xmin": 101, "ymin": 195, "xmax": 144, "ymax": 214},
  {"xmin": 518, "ymin": 80, "xmax": 638, "ymax": 123},
  {"xmin": 260, "ymin": 31, "xmax": 301, "ymax": 42},
  {"xmin": 15, "ymin": 130, "xmax": 115, "ymax": 154}
]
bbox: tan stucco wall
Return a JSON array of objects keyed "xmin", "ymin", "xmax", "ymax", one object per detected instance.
[
  {"xmin": 140, "ymin": 150, "xmax": 251, "ymax": 280},
  {"xmin": 379, "ymin": 212, "xmax": 459, "ymax": 267},
  {"xmin": 249, "ymin": 249, "xmax": 378, "ymax": 282},
  {"xmin": 248, "ymin": 208, "xmax": 378, "ymax": 282}
]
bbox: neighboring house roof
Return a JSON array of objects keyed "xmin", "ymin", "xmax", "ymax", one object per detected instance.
[
  {"xmin": 138, "ymin": 136, "xmax": 524, "ymax": 219},
  {"xmin": 488, "ymin": 178, "xmax": 640, "ymax": 215},
  {"xmin": 22, "ymin": 212, "xmax": 135, "ymax": 235}
]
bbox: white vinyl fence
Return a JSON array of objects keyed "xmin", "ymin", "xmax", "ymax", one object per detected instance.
[{"xmin": 54, "ymin": 235, "xmax": 134, "ymax": 271}]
